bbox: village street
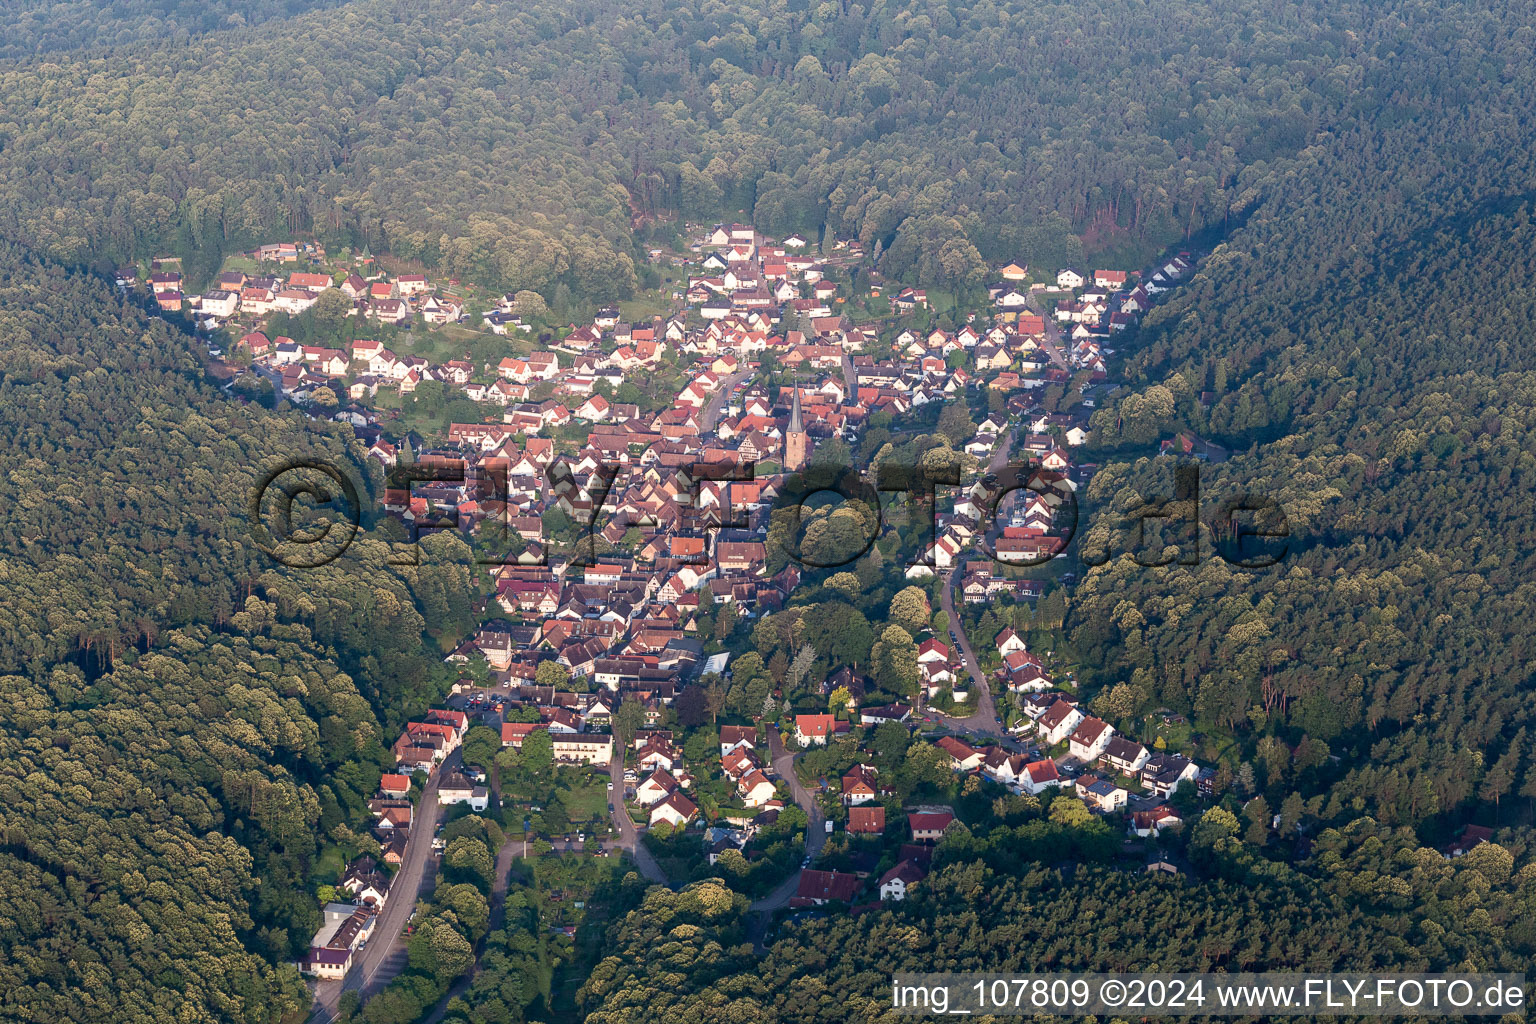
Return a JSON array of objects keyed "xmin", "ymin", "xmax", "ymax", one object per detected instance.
[{"xmin": 308, "ymin": 753, "xmax": 454, "ymax": 1024}]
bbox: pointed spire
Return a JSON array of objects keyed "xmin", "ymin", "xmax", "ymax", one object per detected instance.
[{"xmin": 789, "ymin": 382, "xmax": 803, "ymax": 433}]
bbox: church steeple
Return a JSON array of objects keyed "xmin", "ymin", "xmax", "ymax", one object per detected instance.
[{"xmin": 784, "ymin": 379, "xmax": 809, "ymax": 472}]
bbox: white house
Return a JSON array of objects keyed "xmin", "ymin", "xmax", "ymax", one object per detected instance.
[
  {"xmin": 737, "ymin": 770, "xmax": 778, "ymax": 808},
  {"xmin": 649, "ymin": 791, "xmax": 697, "ymax": 828},
  {"xmin": 981, "ymin": 749, "xmax": 1028, "ymax": 787},
  {"xmin": 1068, "ymin": 716, "xmax": 1115, "ymax": 762},
  {"xmin": 576, "ymin": 394, "xmax": 611, "ymax": 422},
  {"xmin": 936, "ymin": 736, "xmax": 983, "ymax": 772},
  {"xmin": 1006, "ymin": 666, "xmax": 1052, "ymax": 693},
  {"xmin": 879, "ymin": 860, "xmax": 926, "ymax": 901},
  {"xmin": 719, "ymin": 725, "xmax": 756, "ymax": 758},
  {"xmin": 1037, "ymin": 700, "xmax": 1085, "ymax": 747},
  {"xmin": 1020, "ymin": 758, "xmax": 1062, "ymax": 796},
  {"xmin": 916, "ymin": 638, "xmax": 950, "ymax": 665},
  {"xmin": 1142, "ymin": 754, "xmax": 1201, "ymax": 798},
  {"xmin": 795, "ymin": 714, "xmax": 835, "ymax": 747},
  {"xmin": 635, "ymin": 768, "xmax": 680, "ymax": 807},
  {"xmin": 201, "ymin": 290, "xmax": 239, "ymax": 317},
  {"xmin": 1076, "ymin": 775, "xmax": 1129, "ymax": 813},
  {"xmin": 303, "ymin": 903, "xmax": 376, "ymax": 980},
  {"xmin": 1099, "ymin": 737, "xmax": 1149, "ymax": 776},
  {"xmin": 438, "ymin": 772, "xmax": 489, "ymax": 812},
  {"xmin": 552, "ymin": 735, "xmax": 614, "ymax": 765}
]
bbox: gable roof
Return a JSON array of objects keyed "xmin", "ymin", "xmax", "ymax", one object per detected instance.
[
  {"xmin": 880, "ymin": 859, "xmax": 927, "ymax": 887},
  {"xmin": 655, "ymin": 790, "xmax": 698, "ymax": 821},
  {"xmin": 720, "ymin": 725, "xmax": 756, "ymax": 747},
  {"xmin": 908, "ymin": 809, "xmax": 955, "ymax": 833},
  {"xmin": 795, "ymin": 713, "xmax": 835, "ymax": 737},
  {"xmin": 936, "ymin": 736, "xmax": 979, "ymax": 762},
  {"xmin": 1038, "ymin": 699, "xmax": 1080, "ymax": 730},
  {"xmin": 848, "ymin": 806, "xmax": 886, "ymax": 833},
  {"xmin": 794, "ymin": 869, "xmax": 860, "ymax": 903},
  {"xmin": 1026, "ymin": 759, "xmax": 1060, "ymax": 784},
  {"xmin": 1070, "ymin": 716, "xmax": 1111, "ymax": 746}
]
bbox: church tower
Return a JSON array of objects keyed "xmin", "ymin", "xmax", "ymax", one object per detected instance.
[{"xmin": 783, "ymin": 384, "xmax": 809, "ymax": 472}]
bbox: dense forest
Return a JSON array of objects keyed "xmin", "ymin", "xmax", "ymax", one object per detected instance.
[
  {"xmin": 1071, "ymin": 0, "xmax": 1536, "ymax": 839},
  {"xmin": 5, "ymin": 0, "xmax": 1536, "ymax": 1021},
  {"xmin": 0, "ymin": 0, "xmax": 1399, "ymax": 292},
  {"xmin": 0, "ymin": 247, "xmax": 474, "ymax": 1020},
  {"xmin": 579, "ymin": 819, "xmax": 1535, "ymax": 1022},
  {"xmin": 0, "ymin": 0, "xmax": 345, "ymax": 59}
]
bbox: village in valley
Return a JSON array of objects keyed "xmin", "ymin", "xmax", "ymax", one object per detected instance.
[{"xmin": 120, "ymin": 223, "xmax": 1220, "ymax": 976}]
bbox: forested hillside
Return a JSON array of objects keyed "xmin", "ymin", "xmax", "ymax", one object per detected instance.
[
  {"xmin": 0, "ymin": 0, "xmax": 344, "ymax": 59},
  {"xmin": 0, "ymin": 246, "xmax": 350, "ymax": 669},
  {"xmin": 5, "ymin": 0, "xmax": 1536, "ymax": 1021},
  {"xmin": 0, "ymin": 248, "xmax": 474, "ymax": 1021},
  {"xmin": 580, "ymin": 822, "xmax": 1536, "ymax": 1022},
  {"xmin": 1074, "ymin": 2, "xmax": 1536, "ymax": 832},
  {"xmin": 0, "ymin": 0, "xmax": 1391, "ymax": 292},
  {"xmin": 571, "ymin": 5, "xmax": 1536, "ymax": 1019}
]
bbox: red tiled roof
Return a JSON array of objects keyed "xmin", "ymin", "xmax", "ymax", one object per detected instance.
[
  {"xmin": 794, "ymin": 869, "xmax": 860, "ymax": 903},
  {"xmin": 848, "ymin": 806, "xmax": 886, "ymax": 833}
]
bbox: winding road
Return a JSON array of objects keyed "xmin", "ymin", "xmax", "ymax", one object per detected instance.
[
  {"xmin": 748, "ymin": 731, "xmax": 827, "ymax": 913},
  {"xmin": 418, "ymin": 837, "xmax": 521, "ymax": 1024},
  {"xmin": 940, "ymin": 571, "xmax": 1004, "ymax": 738}
]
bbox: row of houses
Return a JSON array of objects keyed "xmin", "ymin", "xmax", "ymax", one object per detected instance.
[{"xmin": 148, "ymin": 262, "xmax": 463, "ymax": 328}]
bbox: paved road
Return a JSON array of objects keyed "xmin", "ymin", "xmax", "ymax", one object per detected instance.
[
  {"xmin": 699, "ymin": 368, "xmax": 754, "ymax": 432},
  {"xmin": 979, "ymin": 427, "xmax": 1020, "ymax": 550},
  {"xmin": 941, "ymin": 570, "xmax": 1004, "ymax": 738},
  {"xmin": 749, "ymin": 732, "xmax": 827, "ymax": 914},
  {"xmin": 308, "ymin": 752, "xmax": 454, "ymax": 1024},
  {"xmin": 1025, "ymin": 294, "xmax": 1071, "ymax": 370},
  {"xmin": 936, "ymin": 428, "xmax": 1016, "ymax": 739},
  {"xmin": 606, "ymin": 747, "xmax": 669, "ymax": 885}
]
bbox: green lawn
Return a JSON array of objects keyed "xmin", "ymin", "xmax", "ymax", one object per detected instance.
[
  {"xmin": 620, "ymin": 284, "xmax": 677, "ymax": 321},
  {"xmin": 220, "ymin": 254, "xmax": 262, "ymax": 275},
  {"xmin": 562, "ymin": 773, "xmax": 610, "ymax": 825},
  {"xmin": 438, "ymin": 322, "xmax": 536, "ymax": 357}
]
